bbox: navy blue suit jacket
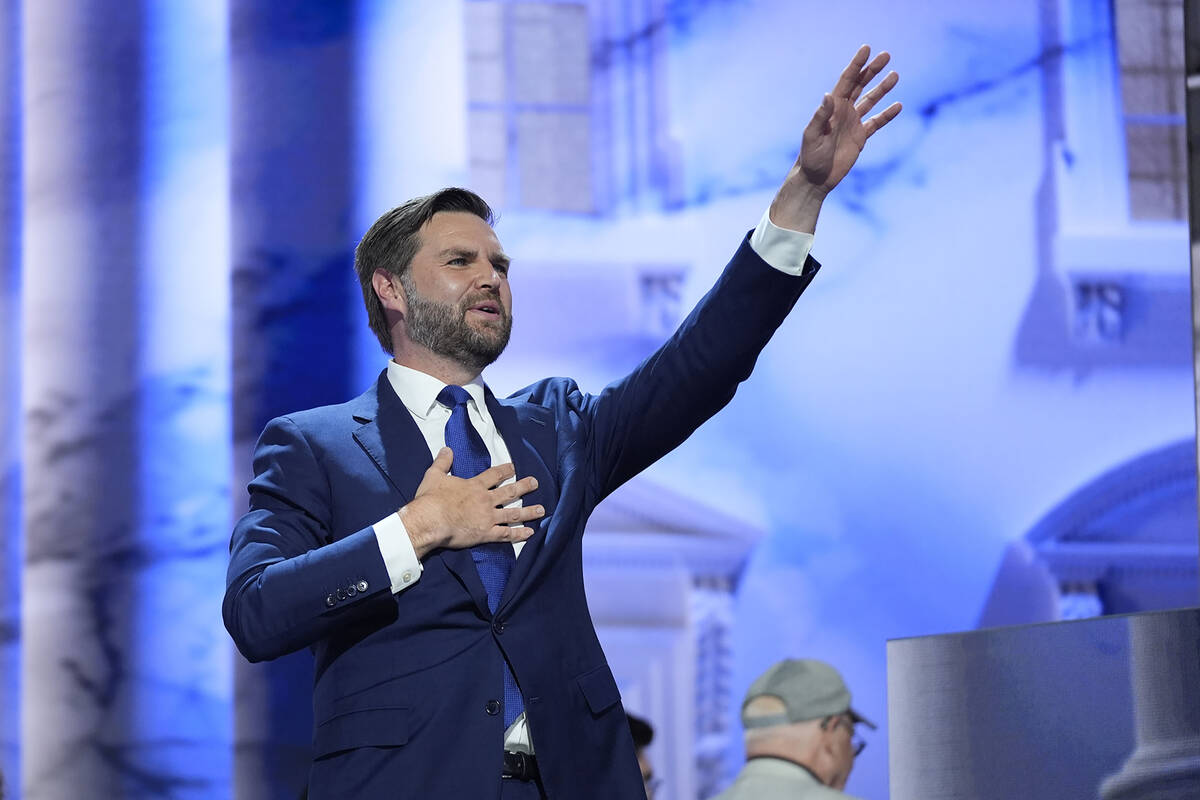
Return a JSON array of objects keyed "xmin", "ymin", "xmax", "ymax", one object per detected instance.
[{"xmin": 223, "ymin": 235, "xmax": 819, "ymax": 799}]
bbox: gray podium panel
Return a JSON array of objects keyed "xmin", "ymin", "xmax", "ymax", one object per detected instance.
[{"xmin": 888, "ymin": 607, "xmax": 1200, "ymax": 800}]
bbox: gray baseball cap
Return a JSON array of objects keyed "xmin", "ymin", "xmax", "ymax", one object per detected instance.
[{"xmin": 741, "ymin": 658, "xmax": 876, "ymax": 730}]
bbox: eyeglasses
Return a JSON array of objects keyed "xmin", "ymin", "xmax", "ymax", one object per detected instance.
[{"xmin": 822, "ymin": 715, "xmax": 867, "ymax": 757}]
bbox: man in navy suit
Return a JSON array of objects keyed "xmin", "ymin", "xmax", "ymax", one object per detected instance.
[{"xmin": 224, "ymin": 46, "xmax": 901, "ymax": 800}]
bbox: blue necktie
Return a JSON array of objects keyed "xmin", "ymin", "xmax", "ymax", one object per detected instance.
[{"xmin": 437, "ymin": 385, "xmax": 526, "ymax": 727}]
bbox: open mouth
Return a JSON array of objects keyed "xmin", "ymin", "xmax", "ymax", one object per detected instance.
[{"xmin": 467, "ymin": 301, "xmax": 502, "ymax": 319}]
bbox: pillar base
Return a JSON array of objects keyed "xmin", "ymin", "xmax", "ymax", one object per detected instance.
[{"xmin": 1100, "ymin": 737, "xmax": 1200, "ymax": 800}]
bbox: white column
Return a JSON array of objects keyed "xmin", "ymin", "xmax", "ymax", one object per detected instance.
[
  {"xmin": 887, "ymin": 636, "xmax": 978, "ymax": 799},
  {"xmin": 353, "ymin": 0, "xmax": 467, "ymax": 389},
  {"xmin": 21, "ymin": 1, "xmax": 232, "ymax": 797},
  {"xmin": 22, "ymin": 3, "xmax": 147, "ymax": 794},
  {"xmin": 692, "ymin": 575, "xmax": 736, "ymax": 799},
  {"xmin": 1100, "ymin": 610, "xmax": 1200, "ymax": 799}
]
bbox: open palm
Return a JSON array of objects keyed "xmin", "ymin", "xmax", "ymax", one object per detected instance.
[{"xmin": 799, "ymin": 45, "xmax": 901, "ymax": 193}]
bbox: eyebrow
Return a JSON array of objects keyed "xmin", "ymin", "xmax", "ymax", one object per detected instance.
[{"xmin": 437, "ymin": 247, "xmax": 511, "ymax": 271}]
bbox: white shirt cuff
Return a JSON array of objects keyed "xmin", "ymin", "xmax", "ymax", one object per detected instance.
[
  {"xmin": 749, "ymin": 207, "xmax": 815, "ymax": 276},
  {"xmin": 374, "ymin": 513, "xmax": 423, "ymax": 593}
]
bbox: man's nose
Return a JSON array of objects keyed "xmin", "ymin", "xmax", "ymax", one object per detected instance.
[{"xmin": 474, "ymin": 263, "xmax": 501, "ymax": 289}]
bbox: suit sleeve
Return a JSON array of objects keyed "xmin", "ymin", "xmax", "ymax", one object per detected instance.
[
  {"xmin": 223, "ymin": 415, "xmax": 393, "ymax": 663},
  {"xmin": 580, "ymin": 233, "xmax": 820, "ymax": 500}
]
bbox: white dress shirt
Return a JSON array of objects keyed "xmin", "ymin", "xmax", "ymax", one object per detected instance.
[
  {"xmin": 372, "ymin": 365, "xmax": 525, "ymax": 592},
  {"xmin": 370, "ymin": 209, "xmax": 815, "ymax": 751}
]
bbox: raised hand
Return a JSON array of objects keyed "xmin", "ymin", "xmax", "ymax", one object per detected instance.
[
  {"xmin": 400, "ymin": 447, "xmax": 546, "ymax": 559},
  {"xmin": 770, "ymin": 45, "xmax": 902, "ymax": 233}
]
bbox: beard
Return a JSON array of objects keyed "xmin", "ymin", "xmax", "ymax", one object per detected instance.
[{"xmin": 398, "ymin": 271, "xmax": 512, "ymax": 374}]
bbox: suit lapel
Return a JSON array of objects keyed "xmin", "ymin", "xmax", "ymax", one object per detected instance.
[
  {"xmin": 351, "ymin": 374, "xmax": 429, "ymax": 505},
  {"xmin": 351, "ymin": 372, "xmax": 492, "ymax": 617},
  {"xmin": 488, "ymin": 392, "xmax": 559, "ymax": 613}
]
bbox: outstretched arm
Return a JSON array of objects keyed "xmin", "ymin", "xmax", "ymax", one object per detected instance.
[
  {"xmin": 576, "ymin": 47, "xmax": 903, "ymax": 499},
  {"xmin": 769, "ymin": 45, "xmax": 902, "ymax": 234}
]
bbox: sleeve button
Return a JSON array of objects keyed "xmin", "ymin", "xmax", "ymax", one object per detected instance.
[
  {"xmin": 357, "ymin": 580, "xmax": 369, "ymax": 592},
  {"xmin": 336, "ymin": 587, "xmax": 346, "ymax": 601},
  {"xmin": 346, "ymin": 583, "xmax": 357, "ymax": 597},
  {"xmin": 324, "ymin": 594, "xmax": 336, "ymax": 608}
]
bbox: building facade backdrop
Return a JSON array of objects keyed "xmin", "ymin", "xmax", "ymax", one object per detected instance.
[{"xmin": 0, "ymin": 0, "xmax": 1196, "ymax": 798}]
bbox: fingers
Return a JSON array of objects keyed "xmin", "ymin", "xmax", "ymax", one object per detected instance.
[
  {"xmin": 855, "ymin": 70, "xmax": 899, "ymax": 118},
  {"xmin": 476, "ymin": 464, "xmax": 541, "ymax": 503},
  {"xmin": 489, "ymin": 509, "xmax": 544, "ymax": 543},
  {"xmin": 849, "ymin": 51, "xmax": 891, "ymax": 102},
  {"xmin": 832, "ymin": 44, "xmax": 871, "ymax": 99},
  {"xmin": 494, "ymin": 504, "xmax": 545, "ymax": 526},
  {"xmin": 805, "ymin": 93, "xmax": 835, "ymax": 137},
  {"xmin": 491, "ymin": 524, "xmax": 537, "ymax": 542},
  {"xmin": 429, "ymin": 446, "xmax": 453, "ymax": 474},
  {"xmin": 476, "ymin": 461, "xmax": 517, "ymax": 488},
  {"xmin": 863, "ymin": 101, "xmax": 903, "ymax": 139},
  {"xmin": 492, "ymin": 475, "xmax": 539, "ymax": 505}
]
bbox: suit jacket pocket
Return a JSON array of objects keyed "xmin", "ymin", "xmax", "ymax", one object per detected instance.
[
  {"xmin": 313, "ymin": 703, "xmax": 411, "ymax": 758},
  {"xmin": 576, "ymin": 663, "xmax": 621, "ymax": 717}
]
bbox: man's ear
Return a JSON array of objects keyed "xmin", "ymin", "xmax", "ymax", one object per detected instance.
[{"xmin": 372, "ymin": 269, "xmax": 407, "ymax": 316}]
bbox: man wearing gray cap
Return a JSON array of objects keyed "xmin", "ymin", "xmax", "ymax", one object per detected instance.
[{"xmin": 713, "ymin": 659, "xmax": 875, "ymax": 799}]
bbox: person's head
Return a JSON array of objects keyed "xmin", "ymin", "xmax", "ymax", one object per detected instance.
[
  {"xmin": 355, "ymin": 188, "xmax": 512, "ymax": 377},
  {"xmin": 740, "ymin": 659, "xmax": 874, "ymax": 790},
  {"xmin": 627, "ymin": 713, "xmax": 657, "ymax": 797}
]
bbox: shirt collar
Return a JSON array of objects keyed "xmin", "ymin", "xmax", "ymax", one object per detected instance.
[
  {"xmin": 386, "ymin": 361, "xmax": 488, "ymax": 419},
  {"xmin": 743, "ymin": 756, "xmax": 824, "ymax": 786}
]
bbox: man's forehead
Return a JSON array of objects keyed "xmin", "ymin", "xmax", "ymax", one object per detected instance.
[{"xmin": 422, "ymin": 211, "xmax": 503, "ymax": 248}]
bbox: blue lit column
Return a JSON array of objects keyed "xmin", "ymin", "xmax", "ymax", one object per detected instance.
[
  {"xmin": 133, "ymin": 2, "xmax": 233, "ymax": 798},
  {"xmin": 229, "ymin": 3, "xmax": 360, "ymax": 797},
  {"xmin": 21, "ymin": 1, "xmax": 232, "ymax": 797},
  {"xmin": 0, "ymin": 0, "xmax": 21, "ymax": 795}
]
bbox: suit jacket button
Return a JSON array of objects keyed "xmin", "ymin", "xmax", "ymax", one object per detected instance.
[
  {"xmin": 336, "ymin": 587, "xmax": 346, "ymax": 601},
  {"xmin": 357, "ymin": 580, "xmax": 369, "ymax": 592},
  {"xmin": 324, "ymin": 594, "xmax": 336, "ymax": 608},
  {"xmin": 492, "ymin": 620, "xmax": 505, "ymax": 635},
  {"xmin": 485, "ymin": 700, "xmax": 501, "ymax": 716}
]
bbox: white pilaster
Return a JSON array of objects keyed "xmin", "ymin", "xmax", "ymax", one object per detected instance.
[
  {"xmin": 1100, "ymin": 610, "xmax": 1200, "ymax": 799},
  {"xmin": 21, "ymin": 2, "xmax": 232, "ymax": 796}
]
